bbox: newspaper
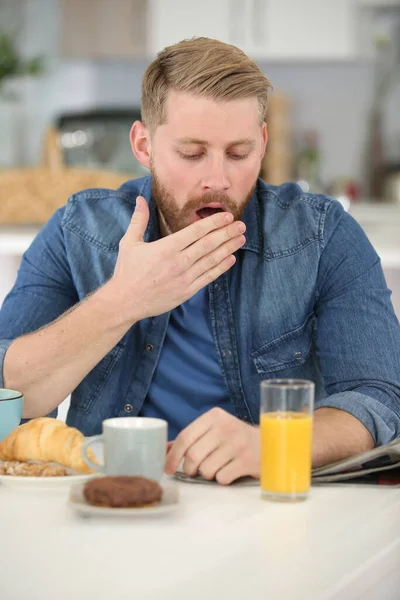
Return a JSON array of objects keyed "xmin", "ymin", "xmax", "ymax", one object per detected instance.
[
  {"xmin": 311, "ymin": 437, "xmax": 400, "ymax": 484},
  {"xmin": 174, "ymin": 437, "xmax": 400, "ymax": 486}
]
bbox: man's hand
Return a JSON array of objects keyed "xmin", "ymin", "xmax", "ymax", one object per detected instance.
[
  {"xmin": 165, "ymin": 408, "xmax": 260, "ymax": 485},
  {"xmin": 108, "ymin": 196, "xmax": 246, "ymax": 323}
]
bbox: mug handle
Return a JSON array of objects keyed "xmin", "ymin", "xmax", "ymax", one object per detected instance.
[{"xmin": 82, "ymin": 435, "xmax": 105, "ymax": 473}]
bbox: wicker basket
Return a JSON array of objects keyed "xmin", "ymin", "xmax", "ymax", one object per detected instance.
[{"xmin": 0, "ymin": 166, "xmax": 133, "ymax": 225}]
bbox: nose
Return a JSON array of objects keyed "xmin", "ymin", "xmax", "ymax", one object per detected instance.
[{"xmin": 201, "ymin": 156, "xmax": 230, "ymax": 193}]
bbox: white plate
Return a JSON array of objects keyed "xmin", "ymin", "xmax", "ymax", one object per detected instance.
[
  {"xmin": 0, "ymin": 460, "xmax": 95, "ymax": 491},
  {"xmin": 68, "ymin": 480, "xmax": 179, "ymax": 518}
]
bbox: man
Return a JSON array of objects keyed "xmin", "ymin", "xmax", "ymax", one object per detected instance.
[{"xmin": 0, "ymin": 38, "xmax": 399, "ymax": 485}]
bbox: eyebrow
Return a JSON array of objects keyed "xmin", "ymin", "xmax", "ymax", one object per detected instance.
[{"xmin": 175, "ymin": 137, "xmax": 256, "ymax": 148}]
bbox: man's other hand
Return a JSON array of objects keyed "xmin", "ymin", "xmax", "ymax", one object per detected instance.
[{"xmin": 165, "ymin": 408, "xmax": 260, "ymax": 485}]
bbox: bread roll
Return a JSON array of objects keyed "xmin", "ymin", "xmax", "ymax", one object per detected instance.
[{"xmin": 0, "ymin": 417, "xmax": 97, "ymax": 474}]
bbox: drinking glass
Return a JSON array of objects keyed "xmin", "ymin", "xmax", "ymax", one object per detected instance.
[{"xmin": 260, "ymin": 379, "xmax": 314, "ymax": 502}]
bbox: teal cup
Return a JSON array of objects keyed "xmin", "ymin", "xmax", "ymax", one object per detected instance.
[
  {"xmin": 81, "ymin": 417, "xmax": 168, "ymax": 481},
  {"xmin": 0, "ymin": 389, "xmax": 24, "ymax": 442}
]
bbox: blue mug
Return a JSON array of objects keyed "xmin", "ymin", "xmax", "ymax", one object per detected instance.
[{"xmin": 0, "ymin": 389, "xmax": 24, "ymax": 442}]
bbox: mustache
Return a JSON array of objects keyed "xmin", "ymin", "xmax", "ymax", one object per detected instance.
[{"xmin": 181, "ymin": 193, "xmax": 236, "ymax": 214}]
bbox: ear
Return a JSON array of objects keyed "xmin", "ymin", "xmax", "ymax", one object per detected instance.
[
  {"xmin": 130, "ymin": 120, "xmax": 151, "ymax": 169},
  {"xmin": 260, "ymin": 122, "xmax": 268, "ymax": 159}
]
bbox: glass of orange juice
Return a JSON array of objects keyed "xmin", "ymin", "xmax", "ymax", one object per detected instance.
[{"xmin": 260, "ymin": 379, "xmax": 314, "ymax": 502}]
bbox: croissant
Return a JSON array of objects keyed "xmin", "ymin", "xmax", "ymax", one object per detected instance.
[{"xmin": 0, "ymin": 417, "xmax": 97, "ymax": 474}]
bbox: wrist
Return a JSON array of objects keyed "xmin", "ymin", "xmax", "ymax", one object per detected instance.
[
  {"xmin": 312, "ymin": 407, "xmax": 374, "ymax": 468},
  {"xmin": 95, "ymin": 279, "xmax": 143, "ymax": 329}
]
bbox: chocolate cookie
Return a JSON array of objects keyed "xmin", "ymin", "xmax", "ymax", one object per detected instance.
[{"xmin": 83, "ymin": 475, "xmax": 163, "ymax": 508}]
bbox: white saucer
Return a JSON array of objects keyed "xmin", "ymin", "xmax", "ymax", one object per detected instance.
[{"xmin": 68, "ymin": 480, "xmax": 179, "ymax": 518}]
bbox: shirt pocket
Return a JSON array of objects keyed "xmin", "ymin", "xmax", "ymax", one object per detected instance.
[{"xmin": 251, "ymin": 314, "xmax": 315, "ymax": 375}]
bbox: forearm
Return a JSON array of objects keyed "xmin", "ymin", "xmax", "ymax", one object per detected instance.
[
  {"xmin": 312, "ymin": 407, "xmax": 374, "ymax": 468},
  {"xmin": 3, "ymin": 280, "xmax": 136, "ymax": 418}
]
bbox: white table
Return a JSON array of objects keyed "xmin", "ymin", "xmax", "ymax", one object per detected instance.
[{"xmin": 0, "ymin": 479, "xmax": 399, "ymax": 600}]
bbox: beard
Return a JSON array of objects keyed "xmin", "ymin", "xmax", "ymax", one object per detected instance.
[{"xmin": 151, "ymin": 163, "xmax": 257, "ymax": 235}]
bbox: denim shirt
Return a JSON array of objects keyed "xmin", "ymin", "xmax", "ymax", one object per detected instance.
[{"xmin": 0, "ymin": 176, "xmax": 399, "ymax": 444}]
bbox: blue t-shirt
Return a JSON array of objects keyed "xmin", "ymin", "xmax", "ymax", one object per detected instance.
[{"xmin": 140, "ymin": 287, "xmax": 234, "ymax": 440}]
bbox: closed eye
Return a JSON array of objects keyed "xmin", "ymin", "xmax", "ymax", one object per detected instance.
[
  {"xmin": 178, "ymin": 152, "xmax": 250, "ymax": 161},
  {"xmin": 229, "ymin": 153, "xmax": 250, "ymax": 160},
  {"xmin": 179, "ymin": 153, "xmax": 203, "ymax": 160}
]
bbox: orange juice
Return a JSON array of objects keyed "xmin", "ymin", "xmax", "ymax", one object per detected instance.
[{"xmin": 260, "ymin": 411, "xmax": 312, "ymax": 495}]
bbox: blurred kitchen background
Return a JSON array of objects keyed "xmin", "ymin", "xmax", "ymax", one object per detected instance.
[{"xmin": 0, "ymin": 0, "xmax": 400, "ymax": 316}]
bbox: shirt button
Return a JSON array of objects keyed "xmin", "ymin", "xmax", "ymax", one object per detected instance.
[
  {"xmin": 146, "ymin": 343, "xmax": 154, "ymax": 351},
  {"xmin": 294, "ymin": 352, "xmax": 302, "ymax": 360},
  {"xmin": 124, "ymin": 404, "xmax": 133, "ymax": 413}
]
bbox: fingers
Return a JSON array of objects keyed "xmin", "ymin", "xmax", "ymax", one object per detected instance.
[
  {"xmin": 194, "ymin": 444, "xmax": 234, "ymax": 481},
  {"xmin": 164, "ymin": 413, "xmax": 214, "ymax": 475},
  {"xmin": 171, "ymin": 212, "xmax": 234, "ymax": 251},
  {"xmin": 183, "ymin": 220, "xmax": 246, "ymax": 268},
  {"xmin": 189, "ymin": 233, "xmax": 246, "ymax": 282},
  {"xmin": 124, "ymin": 196, "xmax": 150, "ymax": 243},
  {"xmin": 180, "ymin": 429, "xmax": 220, "ymax": 476},
  {"xmin": 165, "ymin": 409, "xmax": 260, "ymax": 485},
  {"xmin": 189, "ymin": 254, "xmax": 237, "ymax": 294},
  {"xmin": 212, "ymin": 459, "xmax": 246, "ymax": 486},
  {"xmin": 170, "ymin": 434, "xmax": 248, "ymax": 485}
]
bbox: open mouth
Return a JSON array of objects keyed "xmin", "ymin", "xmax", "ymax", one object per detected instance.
[{"xmin": 196, "ymin": 203, "xmax": 225, "ymax": 219}]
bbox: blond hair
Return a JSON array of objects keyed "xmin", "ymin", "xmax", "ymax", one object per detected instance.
[{"xmin": 141, "ymin": 37, "xmax": 272, "ymax": 133}]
